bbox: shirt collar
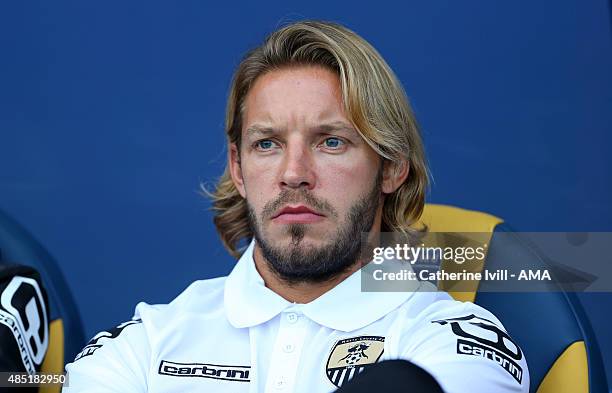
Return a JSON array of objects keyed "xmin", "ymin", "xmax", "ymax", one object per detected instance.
[
  {"xmin": 224, "ymin": 240, "xmax": 291, "ymax": 329},
  {"xmin": 224, "ymin": 240, "xmax": 418, "ymax": 332}
]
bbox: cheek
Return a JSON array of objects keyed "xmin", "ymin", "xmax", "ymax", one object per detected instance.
[
  {"xmin": 241, "ymin": 161, "xmax": 277, "ymax": 204},
  {"xmin": 317, "ymin": 159, "xmax": 378, "ymax": 207}
]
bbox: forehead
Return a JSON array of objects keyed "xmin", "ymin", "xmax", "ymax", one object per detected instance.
[{"xmin": 242, "ymin": 65, "xmax": 348, "ymax": 130}]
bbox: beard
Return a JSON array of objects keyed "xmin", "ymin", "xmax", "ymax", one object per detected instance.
[{"xmin": 247, "ymin": 168, "xmax": 383, "ymax": 285}]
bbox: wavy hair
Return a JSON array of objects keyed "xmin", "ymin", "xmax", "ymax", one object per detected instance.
[{"xmin": 208, "ymin": 20, "xmax": 429, "ymax": 258}]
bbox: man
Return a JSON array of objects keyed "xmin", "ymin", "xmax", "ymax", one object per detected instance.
[{"xmin": 64, "ymin": 21, "xmax": 529, "ymax": 392}]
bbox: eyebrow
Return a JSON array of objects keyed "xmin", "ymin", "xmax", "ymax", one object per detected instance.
[
  {"xmin": 245, "ymin": 124, "xmax": 276, "ymax": 138},
  {"xmin": 315, "ymin": 121, "xmax": 358, "ymax": 136},
  {"xmin": 245, "ymin": 121, "xmax": 358, "ymax": 138}
]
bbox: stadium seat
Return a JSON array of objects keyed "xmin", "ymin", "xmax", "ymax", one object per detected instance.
[
  {"xmin": 418, "ymin": 203, "xmax": 608, "ymax": 393},
  {"xmin": 0, "ymin": 209, "xmax": 85, "ymax": 393}
]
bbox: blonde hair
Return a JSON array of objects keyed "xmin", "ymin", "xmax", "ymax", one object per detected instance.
[{"xmin": 209, "ymin": 20, "xmax": 429, "ymax": 258}]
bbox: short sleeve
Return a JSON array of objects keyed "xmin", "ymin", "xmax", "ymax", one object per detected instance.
[
  {"xmin": 399, "ymin": 300, "xmax": 530, "ymax": 393},
  {"xmin": 62, "ymin": 318, "xmax": 149, "ymax": 393}
]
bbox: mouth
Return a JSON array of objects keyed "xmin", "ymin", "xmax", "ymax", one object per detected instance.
[{"xmin": 271, "ymin": 205, "xmax": 326, "ymax": 224}]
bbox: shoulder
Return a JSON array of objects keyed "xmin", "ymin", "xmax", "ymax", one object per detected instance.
[
  {"xmin": 402, "ymin": 296, "xmax": 514, "ymax": 356},
  {"xmin": 64, "ymin": 277, "xmax": 228, "ymax": 391},
  {"xmin": 135, "ymin": 276, "xmax": 227, "ymax": 327},
  {"xmin": 412, "ymin": 293, "xmax": 504, "ymax": 327},
  {"xmin": 64, "ymin": 316, "xmax": 149, "ymax": 392},
  {"xmin": 115, "ymin": 276, "xmax": 228, "ymax": 342},
  {"xmin": 394, "ymin": 284, "xmax": 509, "ymax": 336}
]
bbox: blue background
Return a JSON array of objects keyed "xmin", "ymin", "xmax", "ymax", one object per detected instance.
[{"xmin": 1, "ymin": 0, "xmax": 611, "ymax": 385}]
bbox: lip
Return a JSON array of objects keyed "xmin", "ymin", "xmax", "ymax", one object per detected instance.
[{"xmin": 271, "ymin": 205, "xmax": 325, "ymax": 224}]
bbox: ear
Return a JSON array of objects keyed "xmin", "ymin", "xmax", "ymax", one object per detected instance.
[
  {"xmin": 382, "ymin": 159, "xmax": 409, "ymax": 194},
  {"xmin": 229, "ymin": 143, "xmax": 247, "ymax": 198}
]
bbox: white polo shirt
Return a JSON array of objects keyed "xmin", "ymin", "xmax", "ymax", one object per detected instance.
[{"xmin": 64, "ymin": 241, "xmax": 529, "ymax": 393}]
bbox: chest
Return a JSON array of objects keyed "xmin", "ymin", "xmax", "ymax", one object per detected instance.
[{"xmin": 145, "ymin": 313, "xmax": 402, "ymax": 393}]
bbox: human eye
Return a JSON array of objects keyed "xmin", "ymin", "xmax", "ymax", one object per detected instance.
[
  {"xmin": 321, "ymin": 137, "xmax": 345, "ymax": 150},
  {"xmin": 253, "ymin": 139, "xmax": 278, "ymax": 151}
]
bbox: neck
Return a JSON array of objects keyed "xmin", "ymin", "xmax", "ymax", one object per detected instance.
[{"xmin": 252, "ymin": 243, "xmax": 362, "ymax": 304}]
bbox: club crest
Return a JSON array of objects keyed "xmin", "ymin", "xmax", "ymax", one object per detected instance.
[{"xmin": 326, "ymin": 336, "xmax": 385, "ymax": 388}]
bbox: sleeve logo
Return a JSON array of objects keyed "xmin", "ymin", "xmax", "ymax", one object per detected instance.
[
  {"xmin": 432, "ymin": 314, "xmax": 524, "ymax": 384},
  {"xmin": 74, "ymin": 319, "xmax": 141, "ymax": 361}
]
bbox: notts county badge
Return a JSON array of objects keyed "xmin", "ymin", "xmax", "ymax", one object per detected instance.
[{"xmin": 326, "ymin": 336, "xmax": 385, "ymax": 388}]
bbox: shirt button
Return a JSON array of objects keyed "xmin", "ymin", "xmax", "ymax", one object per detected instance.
[
  {"xmin": 283, "ymin": 343, "xmax": 295, "ymax": 353},
  {"xmin": 286, "ymin": 313, "xmax": 298, "ymax": 323},
  {"xmin": 275, "ymin": 377, "xmax": 286, "ymax": 389}
]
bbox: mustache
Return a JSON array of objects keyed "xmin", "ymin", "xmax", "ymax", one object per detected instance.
[{"xmin": 261, "ymin": 189, "xmax": 338, "ymax": 220}]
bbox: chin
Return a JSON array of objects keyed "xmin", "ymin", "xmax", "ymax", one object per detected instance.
[{"xmin": 272, "ymin": 231, "xmax": 328, "ymax": 248}]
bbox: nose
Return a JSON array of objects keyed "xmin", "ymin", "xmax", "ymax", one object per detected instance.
[{"xmin": 279, "ymin": 141, "xmax": 316, "ymax": 190}]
